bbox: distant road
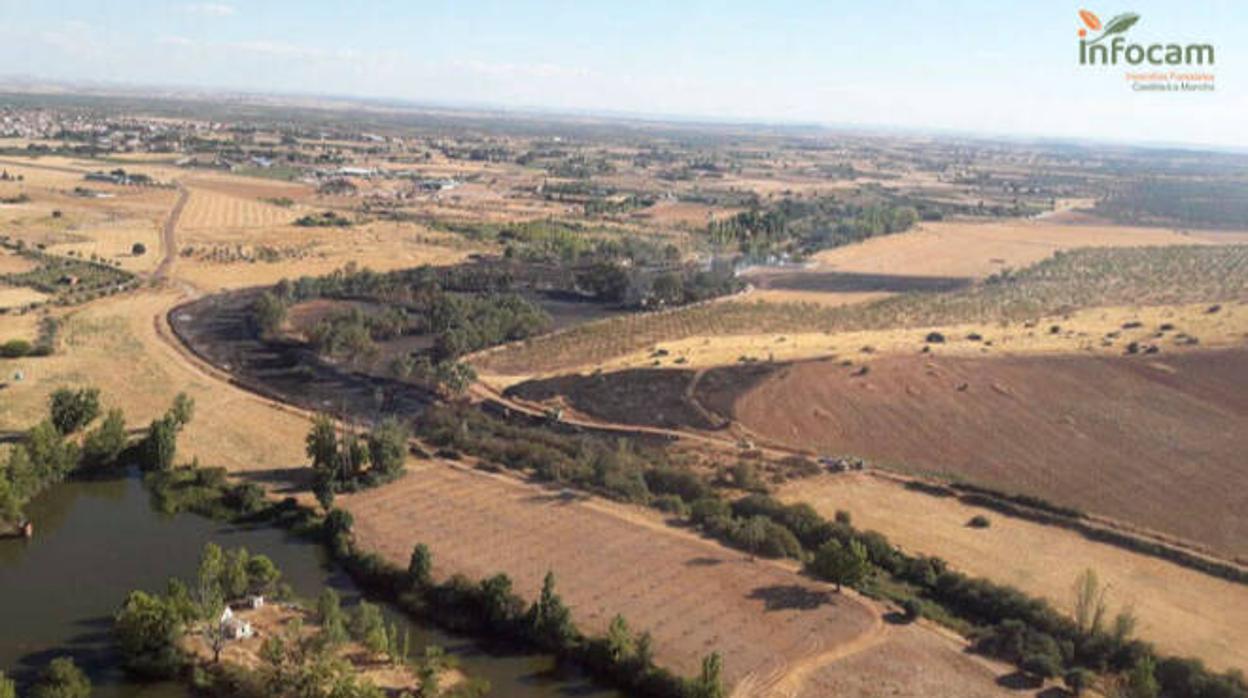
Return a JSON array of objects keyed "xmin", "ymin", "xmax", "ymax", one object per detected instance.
[{"xmin": 155, "ymin": 183, "xmax": 188, "ymax": 281}]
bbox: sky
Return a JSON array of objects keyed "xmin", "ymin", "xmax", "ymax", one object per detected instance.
[{"xmin": 0, "ymin": 0, "xmax": 1244, "ymax": 148}]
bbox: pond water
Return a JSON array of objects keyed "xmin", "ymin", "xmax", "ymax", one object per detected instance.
[{"xmin": 0, "ymin": 473, "xmax": 619, "ymax": 698}]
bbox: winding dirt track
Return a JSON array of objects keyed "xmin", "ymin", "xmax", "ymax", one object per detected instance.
[{"xmin": 154, "ymin": 183, "xmax": 188, "ymax": 281}]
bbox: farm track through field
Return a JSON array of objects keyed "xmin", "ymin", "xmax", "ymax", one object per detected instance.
[{"xmin": 154, "ymin": 183, "xmax": 188, "ymax": 281}]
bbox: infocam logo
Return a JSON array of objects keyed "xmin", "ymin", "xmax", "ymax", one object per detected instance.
[{"xmin": 1077, "ymin": 9, "xmax": 1214, "ymax": 66}]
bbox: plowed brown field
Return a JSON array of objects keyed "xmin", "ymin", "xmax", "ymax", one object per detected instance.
[
  {"xmin": 340, "ymin": 463, "xmax": 1013, "ymax": 696},
  {"xmin": 731, "ymin": 351, "xmax": 1248, "ymax": 557}
]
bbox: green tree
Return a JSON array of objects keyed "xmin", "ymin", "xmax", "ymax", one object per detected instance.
[
  {"xmin": 809, "ymin": 539, "xmax": 869, "ymax": 592},
  {"xmin": 316, "ymin": 589, "xmax": 348, "ymax": 648},
  {"xmin": 245, "ymin": 554, "xmax": 281, "ymax": 596},
  {"xmin": 350, "ymin": 602, "xmax": 388, "ymax": 655},
  {"xmin": 138, "ymin": 416, "xmax": 178, "ymax": 472},
  {"xmin": 650, "ymin": 272, "xmax": 684, "ymax": 306},
  {"xmin": 114, "ymin": 590, "xmax": 186, "ymax": 677},
  {"xmin": 635, "ymin": 631, "xmax": 655, "ymax": 672},
  {"xmin": 49, "ymin": 386, "xmax": 101, "ymax": 434},
  {"xmin": 81, "ymin": 408, "xmax": 127, "ymax": 468},
  {"xmin": 1126, "ymin": 656, "xmax": 1160, "ymax": 698},
  {"xmin": 736, "ymin": 516, "xmax": 769, "ymax": 560},
  {"xmin": 313, "ymin": 478, "xmax": 335, "ymax": 512},
  {"xmin": 1073, "ymin": 569, "xmax": 1109, "ymax": 636},
  {"xmin": 253, "ymin": 291, "xmax": 288, "ymax": 336},
  {"xmin": 692, "ymin": 652, "xmax": 725, "ymax": 698},
  {"xmin": 221, "ymin": 547, "xmax": 251, "ymax": 600},
  {"xmin": 307, "ymin": 415, "xmax": 339, "ymax": 473},
  {"xmin": 31, "ymin": 657, "xmax": 91, "ymax": 698},
  {"xmin": 408, "ymin": 543, "xmax": 433, "ymax": 588},
  {"xmin": 605, "ymin": 614, "xmax": 635, "ymax": 664},
  {"xmin": 367, "ymin": 418, "xmax": 409, "ymax": 476},
  {"xmin": 1064, "ymin": 668, "xmax": 1094, "ymax": 696},
  {"xmin": 529, "ymin": 571, "xmax": 576, "ymax": 650},
  {"xmin": 25, "ymin": 420, "xmax": 80, "ymax": 480},
  {"xmin": 196, "ymin": 543, "xmax": 226, "ymax": 614},
  {"xmin": 0, "ymin": 671, "xmax": 18, "ymax": 698},
  {"xmin": 170, "ymin": 392, "xmax": 195, "ymax": 429}
]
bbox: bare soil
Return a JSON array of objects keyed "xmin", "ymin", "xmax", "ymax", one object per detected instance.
[{"xmin": 732, "ymin": 351, "xmax": 1248, "ymax": 558}]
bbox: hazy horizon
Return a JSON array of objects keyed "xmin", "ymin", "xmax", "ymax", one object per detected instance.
[{"xmin": 0, "ymin": 0, "xmax": 1242, "ymax": 147}]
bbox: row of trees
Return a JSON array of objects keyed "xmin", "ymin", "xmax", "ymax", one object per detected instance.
[
  {"xmin": 574, "ymin": 261, "xmax": 744, "ymax": 308},
  {"xmin": 706, "ymin": 196, "xmax": 922, "ymax": 259},
  {"xmin": 306, "ymin": 415, "xmax": 410, "ymax": 505}
]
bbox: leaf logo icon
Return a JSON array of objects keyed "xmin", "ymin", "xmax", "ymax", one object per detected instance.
[
  {"xmin": 1079, "ymin": 9, "xmax": 1102, "ymax": 31},
  {"xmin": 1086, "ymin": 11, "xmax": 1140, "ymax": 44}
]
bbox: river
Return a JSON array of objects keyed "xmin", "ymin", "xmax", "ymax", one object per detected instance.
[{"xmin": 0, "ymin": 472, "xmax": 619, "ymax": 697}]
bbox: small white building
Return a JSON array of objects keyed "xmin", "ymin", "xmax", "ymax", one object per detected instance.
[{"xmin": 219, "ymin": 606, "xmax": 254, "ymax": 640}]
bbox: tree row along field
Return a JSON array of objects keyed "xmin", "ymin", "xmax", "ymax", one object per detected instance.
[
  {"xmin": 778, "ymin": 473, "xmax": 1248, "ymax": 675},
  {"xmin": 339, "ymin": 462, "xmax": 1013, "ymax": 697},
  {"xmin": 473, "ymin": 244, "xmax": 1248, "ymax": 376}
]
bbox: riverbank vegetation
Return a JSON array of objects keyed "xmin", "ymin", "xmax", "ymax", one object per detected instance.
[
  {"xmin": 112, "ymin": 541, "xmax": 485, "ymax": 698},
  {"xmin": 0, "ymin": 389, "xmax": 191, "ymax": 529}
]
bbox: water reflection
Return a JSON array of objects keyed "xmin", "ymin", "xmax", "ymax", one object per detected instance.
[{"xmin": 0, "ymin": 472, "xmax": 618, "ymax": 698}]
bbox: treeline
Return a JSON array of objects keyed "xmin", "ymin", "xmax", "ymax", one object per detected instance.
[
  {"xmin": 574, "ymin": 261, "xmax": 743, "ymax": 308},
  {"xmin": 435, "ymin": 217, "xmax": 681, "ymax": 268},
  {"xmin": 0, "ymin": 388, "xmax": 194, "ymax": 527},
  {"xmin": 416, "ymin": 404, "xmax": 1248, "ymax": 698},
  {"xmin": 706, "ymin": 196, "xmax": 923, "ymax": 258}
]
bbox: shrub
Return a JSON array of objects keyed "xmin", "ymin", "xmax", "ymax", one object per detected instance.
[
  {"xmin": 0, "ymin": 339, "xmax": 33, "ymax": 358},
  {"xmin": 49, "ymin": 387, "xmax": 101, "ymax": 434},
  {"xmin": 652, "ymin": 494, "xmax": 690, "ymax": 517},
  {"xmin": 901, "ymin": 598, "xmax": 922, "ymax": 622},
  {"xmin": 968, "ymin": 515, "xmax": 991, "ymax": 529},
  {"xmin": 1064, "ymin": 667, "xmax": 1094, "ymax": 695},
  {"xmin": 31, "ymin": 657, "xmax": 91, "ymax": 698}
]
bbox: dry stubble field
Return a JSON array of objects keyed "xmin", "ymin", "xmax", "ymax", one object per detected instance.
[{"xmin": 779, "ymin": 473, "xmax": 1248, "ymax": 674}]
